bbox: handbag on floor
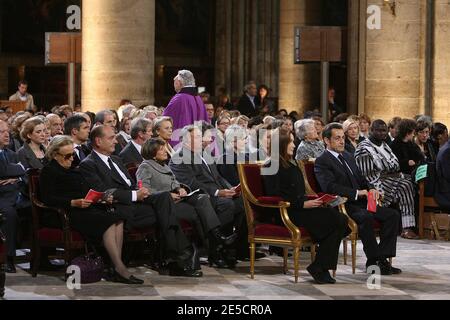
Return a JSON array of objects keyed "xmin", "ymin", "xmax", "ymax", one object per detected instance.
[{"xmin": 67, "ymin": 244, "xmax": 104, "ymax": 284}]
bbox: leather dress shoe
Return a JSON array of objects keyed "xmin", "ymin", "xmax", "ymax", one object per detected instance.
[
  {"xmin": 211, "ymin": 228, "xmax": 238, "ymax": 247},
  {"xmin": 379, "ymin": 259, "xmax": 402, "ymax": 275},
  {"xmin": 236, "ymin": 251, "xmax": 266, "ymax": 261},
  {"xmin": 306, "ymin": 265, "xmax": 329, "ymax": 285},
  {"xmin": 6, "ymin": 257, "xmax": 16, "ymax": 274},
  {"xmin": 169, "ymin": 264, "xmax": 203, "ymax": 278},
  {"xmin": 321, "ymin": 271, "xmax": 336, "ymax": 284},
  {"xmin": 208, "ymin": 248, "xmax": 229, "ymax": 269},
  {"xmin": 112, "ymin": 271, "xmax": 144, "ymax": 285}
]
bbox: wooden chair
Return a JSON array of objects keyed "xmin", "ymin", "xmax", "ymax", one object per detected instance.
[
  {"xmin": 28, "ymin": 169, "xmax": 85, "ymax": 278},
  {"xmin": 300, "ymin": 160, "xmax": 359, "ymax": 274},
  {"xmin": 237, "ymin": 163, "xmax": 316, "ymax": 283},
  {"xmin": 418, "ymin": 180, "xmax": 449, "ymax": 241},
  {"xmin": 0, "ymin": 211, "xmax": 6, "ymax": 298}
]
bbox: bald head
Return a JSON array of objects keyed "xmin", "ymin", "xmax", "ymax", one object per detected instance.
[
  {"xmin": 46, "ymin": 114, "xmax": 63, "ymax": 137},
  {"xmin": 370, "ymin": 119, "xmax": 388, "ymax": 144}
]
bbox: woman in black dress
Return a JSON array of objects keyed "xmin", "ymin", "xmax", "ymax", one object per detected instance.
[
  {"xmin": 263, "ymin": 129, "xmax": 349, "ymax": 284},
  {"xmin": 39, "ymin": 136, "xmax": 143, "ymax": 285}
]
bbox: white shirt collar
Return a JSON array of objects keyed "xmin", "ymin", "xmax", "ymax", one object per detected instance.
[
  {"xmin": 93, "ymin": 150, "xmax": 111, "ymax": 165},
  {"xmin": 131, "ymin": 140, "xmax": 142, "ymax": 154},
  {"xmin": 327, "ymin": 149, "xmax": 341, "ymax": 159}
]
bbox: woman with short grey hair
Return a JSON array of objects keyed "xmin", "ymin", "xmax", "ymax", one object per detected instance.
[
  {"xmin": 217, "ymin": 125, "xmax": 249, "ymax": 187},
  {"xmin": 295, "ymin": 119, "xmax": 325, "ymax": 161}
]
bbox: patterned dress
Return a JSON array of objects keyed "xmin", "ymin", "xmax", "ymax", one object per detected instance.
[
  {"xmin": 295, "ymin": 140, "xmax": 325, "ymax": 161},
  {"xmin": 355, "ymin": 139, "xmax": 416, "ymax": 229}
]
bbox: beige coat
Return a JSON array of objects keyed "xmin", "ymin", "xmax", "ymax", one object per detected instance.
[{"xmin": 9, "ymin": 91, "xmax": 36, "ymax": 112}]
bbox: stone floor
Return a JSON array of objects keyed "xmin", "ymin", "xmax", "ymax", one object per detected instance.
[{"xmin": 3, "ymin": 238, "xmax": 450, "ymax": 300}]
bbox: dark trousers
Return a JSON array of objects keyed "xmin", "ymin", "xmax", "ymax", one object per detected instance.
[
  {"xmin": 185, "ymin": 194, "xmax": 221, "ymax": 233},
  {"xmin": 211, "ymin": 196, "xmax": 247, "ymax": 254},
  {"xmin": 0, "ymin": 193, "xmax": 19, "ymax": 257},
  {"xmin": 117, "ymin": 192, "xmax": 192, "ymax": 261},
  {"xmin": 290, "ymin": 207, "xmax": 348, "ymax": 272},
  {"xmin": 347, "ymin": 204, "xmax": 399, "ymax": 260}
]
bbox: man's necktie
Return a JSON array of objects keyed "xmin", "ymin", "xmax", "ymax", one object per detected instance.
[
  {"xmin": 0, "ymin": 150, "xmax": 7, "ymax": 164},
  {"xmin": 338, "ymin": 155, "xmax": 359, "ymax": 189},
  {"xmin": 76, "ymin": 146, "xmax": 86, "ymax": 161},
  {"xmin": 107, "ymin": 158, "xmax": 127, "ymax": 185}
]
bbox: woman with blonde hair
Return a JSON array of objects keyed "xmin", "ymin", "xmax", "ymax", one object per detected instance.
[
  {"xmin": 17, "ymin": 117, "xmax": 47, "ymax": 169},
  {"xmin": 343, "ymin": 118, "xmax": 364, "ymax": 155},
  {"xmin": 153, "ymin": 116, "xmax": 176, "ymax": 158}
]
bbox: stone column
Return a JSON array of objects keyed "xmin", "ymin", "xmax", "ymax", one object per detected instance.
[
  {"xmin": 215, "ymin": 0, "xmax": 280, "ymax": 99},
  {"xmin": 364, "ymin": 0, "xmax": 425, "ymax": 121},
  {"xmin": 82, "ymin": 0, "xmax": 155, "ymax": 112},
  {"xmin": 433, "ymin": 0, "xmax": 450, "ymax": 124},
  {"xmin": 278, "ymin": 0, "xmax": 321, "ymax": 114}
]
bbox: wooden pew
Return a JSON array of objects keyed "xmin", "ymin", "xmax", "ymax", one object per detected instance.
[
  {"xmin": 0, "ymin": 100, "xmax": 27, "ymax": 114},
  {"xmin": 418, "ymin": 180, "xmax": 450, "ymax": 241}
]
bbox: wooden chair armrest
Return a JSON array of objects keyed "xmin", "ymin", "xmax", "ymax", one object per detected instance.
[
  {"xmin": 338, "ymin": 203, "xmax": 358, "ymax": 234},
  {"xmin": 32, "ymin": 199, "xmax": 70, "ymax": 227}
]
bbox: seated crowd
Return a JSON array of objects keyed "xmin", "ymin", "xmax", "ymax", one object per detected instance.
[{"xmin": 1, "ymin": 78, "xmax": 450, "ymax": 286}]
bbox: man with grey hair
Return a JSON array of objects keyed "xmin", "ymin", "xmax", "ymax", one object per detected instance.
[
  {"xmin": 119, "ymin": 118, "xmax": 153, "ymax": 166},
  {"xmin": 163, "ymin": 70, "xmax": 209, "ymax": 147},
  {"xmin": 237, "ymin": 81, "xmax": 260, "ymax": 118}
]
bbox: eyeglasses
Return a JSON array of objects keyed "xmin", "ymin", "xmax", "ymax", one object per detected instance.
[{"xmin": 58, "ymin": 152, "xmax": 75, "ymax": 160}]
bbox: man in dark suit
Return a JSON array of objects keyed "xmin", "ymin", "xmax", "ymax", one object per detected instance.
[
  {"xmin": 79, "ymin": 125, "xmax": 202, "ymax": 277},
  {"xmin": 435, "ymin": 140, "xmax": 450, "ymax": 210},
  {"xmin": 237, "ymin": 81, "xmax": 260, "ymax": 118},
  {"xmin": 170, "ymin": 125, "xmax": 248, "ymax": 264},
  {"xmin": 64, "ymin": 115, "xmax": 91, "ymax": 168},
  {"xmin": 0, "ymin": 120, "xmax": 27, "ymax": 273},
  {"xmin": 314, "ymin": 123, "xmax": 401, "ymax": 275},
  {"xmin": 119, "ymin": 118, "xmax": 152, "ymax": 167}
]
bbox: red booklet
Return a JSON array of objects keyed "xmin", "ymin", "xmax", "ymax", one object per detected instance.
[
  {"xmin": 317, "ymin": 194, "xmax": 338, "ymax": 205},
  {"xmin": 85, "ymin": 190, "xmax": 104, "ymax": 204},
  {"xmin": 367, "ymin": 192, "xmax": 377, "ymax": 213}
]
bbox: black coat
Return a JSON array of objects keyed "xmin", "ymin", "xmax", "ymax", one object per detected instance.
[
  {"xmin": 39, "ymin": 160, "xmax": 125, "ymax": 242},
  {"xmin": 390, "ymin": 139, "xmax": 425, "ymax": 175},
  {"xmin": 315, "ymin": 150, "xmax": 370, "ymax": 204},
  {"xmin": 119, "ymin": 142, "xmax": 143, "ymax": 167},
  {"xmin": 72, "ymin": 144, "xmax": 91, "ymax": 169},
  {"xmin": 237, "ymin": 94, "xmax": 260, "ymax": 118},
  {"xmin": 344, "ymin": 136, "xmax": 365, "ymax": 155},
  {"xmin": 79, "ymin": 151, "xmax": 137, "ymax": 205},
  {"xmin": 0, "ymin": 148, "xmax": 26, "ymax": 207},
  {"xmin": 170, "ymin": 148, "xmax": 232, "ymax": 197},
  {"xmin": 435, "ymin": 141, "xmax": 450, "ymax": 210},
  {"xmin": 217, "ymin": 152, "xmax": 249, "ymax": 187}
]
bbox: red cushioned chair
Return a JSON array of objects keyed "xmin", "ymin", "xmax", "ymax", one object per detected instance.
[
  {"xmin": 237, "ymin": 163, "xmax": 316, "ymax": 283},
  {"xmin": 0, "ymin": 213, "xmax": 6, "ymax": 298},
  {"xmin": 28, "ymin": 169, "xmax": 85, "ymax": 278},
  {"xmin": 301, "ymin": 160, "xmax": 389, "ymax": 274}
]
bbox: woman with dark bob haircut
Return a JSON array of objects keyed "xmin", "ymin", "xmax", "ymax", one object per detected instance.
[
  {"xmin": 263, "ymin": 129, "xmax": 349, "ymax": 284},
  {"xmin": 136, "ymin": 138, "xmax": 238, "ymax": 269},
  {"xmin": 391, "ymin": 119, "xmax": 425, "ymax": 175}
]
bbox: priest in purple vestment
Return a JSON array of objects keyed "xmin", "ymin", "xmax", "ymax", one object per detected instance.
[{"xmin": 163, "ymin": 70, "xmax": 209, "ymax": 147}]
